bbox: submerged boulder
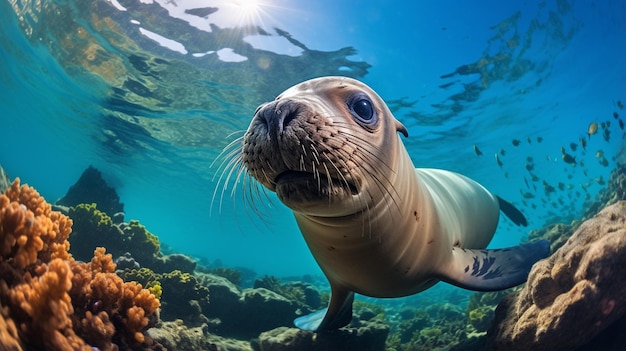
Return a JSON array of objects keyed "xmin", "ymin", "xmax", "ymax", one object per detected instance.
[
  {"xmin": 487, "ymin": 201, "xmax": 626, "ymax": 350},
  {"xmin": 252, "ymin": 319, "xmax": 389, "ymax": 351},
  {"xmin": 56, "ymin": 165, "xmax": 124, "ymax": 217},
  {"xmin": 148, "ymin": 320, "xmax": 253, "ymax": 351}
]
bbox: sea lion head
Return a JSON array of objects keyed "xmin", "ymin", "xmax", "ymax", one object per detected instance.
[{"xmin": 242, "ymin": 76, "xmax": 408, "ymax": 217}]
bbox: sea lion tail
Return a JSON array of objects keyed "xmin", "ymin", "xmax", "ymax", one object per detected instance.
[{"xmin": 497, "ymin": 196, "xmax": 528, "ymax": 227}]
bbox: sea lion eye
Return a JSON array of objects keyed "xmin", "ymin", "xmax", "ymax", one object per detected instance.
[{"xmin": 348, "ymin": 94, "xmax": 377, "ymax": 125}]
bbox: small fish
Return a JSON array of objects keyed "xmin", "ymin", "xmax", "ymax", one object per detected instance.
[
  {"xmin": 614, "ymin": 112, "xmax": 619, "ymax": 119},
  {"xmin": 569, "ymin": 142, "xmax": 578, "ymax": 152},
  {"xmin": 620, "ymin": 119, "xmax": 625, "ymax": 130},
  {"xmin": 500, "ymin": 148, "xmax": 506, "ymax": 156},
  {"xmin": 525, "ymin": 163, "xmax": 534, "ymax": 171},
  {"xmin": 512, "ymin": 139, "xmax": 521, "ymax": 146},
  {"xmin": 579, "ymin": 137, "xmax": 587, "ymax": 150},
  {"xmin": 473, "ymin": 145, "xmax": 483, "ymax": 156},
  {"xmin": 527, "ymin": 137, "xmax": 532, "ymax": 144},
  {"xmin": 618, "ymin": 100, "xmax": 624, "ymax": 110},
  {"xmin": 536, "ymin": 136, "xmax": 543, "ymax": 143},
  {"xmin": 599, "ymin": 157, "xmax": 609, "ymax": 167},
  {"xmin": 595, "ymin": 177, "xmax": 605, "ymax": 185},
  {"xmin": 524, "ymin": 177, "xmax": 530, "ymax": 188},
  {"xmin": 595, "ymin": 150, "xmax": 604, "ymax": 158},
  {"xmin": 495, "ymin": 153, "xmax": 503, "ymax": 167},
  {"xmin": 562, "ymin": 152, "xmax": 576, "ymax": 165},
  {"xmin": 530, "ymin": 173, "xmax": 539, "ymax": 182},
  {"xmin": 587, "ymin": 122, "xmax": 598, "ymax": 138},
  {"xmin": 543, "ymin": 180, "xmax": 556, "ymax": 195},
  {"xmin": 558, "ymin": 182, "xmax": 565, "ymax": 191},
  {"xmin": 521, "ymin": 191, "xmax": 535, "ymax": 199},
  {"xmin": 603, "ymin": 128, "xmax": 610, "ymax": 142}
]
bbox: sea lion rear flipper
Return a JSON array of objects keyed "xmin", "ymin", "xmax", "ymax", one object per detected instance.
[
  {"xmin": 497, "ymin": 196, "xmax": 528, "ymax": 226},
  {"xmin": 438, "ymin": 240, "xmax": 550, "ymax": 291},
  {"xmin": 294, "ymin": 286, "xmax": 354, "ymax": 331}
]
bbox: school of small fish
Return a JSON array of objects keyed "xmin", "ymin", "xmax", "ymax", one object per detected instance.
[{"xmin": 472, "ymin": 99, "xmax": 624, "ymax": 224}]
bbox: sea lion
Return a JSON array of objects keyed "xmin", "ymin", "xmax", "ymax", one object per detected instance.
[{"xmin": 235, "ymin": 76, "xmax": 550, "ymax": 331}]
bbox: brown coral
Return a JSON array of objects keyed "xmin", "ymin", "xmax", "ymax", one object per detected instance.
[
  {"xmin": 487, "ymin": 201, "xmax": 626, "ymax": 350},
  {"xmin": 0, "ymin": 179, "xmax": 160, "ymax": 351}
]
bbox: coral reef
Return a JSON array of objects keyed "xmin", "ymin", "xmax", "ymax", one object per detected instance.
[
  {"xmin": 56, "ymin": 165, "xmax": 124, "ymax": 218},
  {"xmin": 252, "ymin": 319, "xmax": 389, "ymax": 351},
  {"xmin": 465, "ymin": 290, "xmax": 512, "ymax": 334},
  {"xmin": 0, "ymin": 179, "xmax": 160, "ymax": 351},
  {"xmin": 120, "ymin": 267, "xmax": 210, "ymax": 326},
  {"xmin": 68, "ymin": 202, "xmax": 196, "ymax": 274},
  {"xmin": 147, "ymin": 319, "xmax": 253, "ymax": 351},
  {"xmin": 386, "ymin": 303, "xmax": 467, "ymax": 351},
  {"xmin": 253, "ymin": 276, "xmax": 322, "ymax": 313},
  {"xmin": 487, "ymin": 201, "xmax": 626, "ymax": 350}
]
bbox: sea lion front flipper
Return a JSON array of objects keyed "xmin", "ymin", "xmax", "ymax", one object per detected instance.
[
  {"xmin": 294, "ymin": 285, "xmax": 354, "ymax": 331},
  {"xmin": 438, "ymin": 240, "xmax": 550, "ymax": 291}
]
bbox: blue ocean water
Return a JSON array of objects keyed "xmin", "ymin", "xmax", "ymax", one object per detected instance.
[{"xmin": 0, "ymin": 0, "xmax": 624, "ymax": 285}]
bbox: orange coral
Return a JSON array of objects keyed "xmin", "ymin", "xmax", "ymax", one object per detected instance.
[
  {"xmin": 70, "ymin": 247, "xmax": 160, "ymax": 350},
  {"xmin": 0, "ymin": 305, "xmax": 21, "ymax": 351},
  {"xmin": 0, "ymin": 179, "xmax": 160, "ymax": 351}
]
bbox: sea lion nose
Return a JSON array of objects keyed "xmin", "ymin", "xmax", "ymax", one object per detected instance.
[{"xmin": 256, "ymin": 100, "xmax": 299, "ymax": 137}]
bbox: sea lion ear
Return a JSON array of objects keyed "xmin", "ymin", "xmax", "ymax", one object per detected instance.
[{"xmin": 396, "ymin": 121, "xmax": 409, "ymax": 137}]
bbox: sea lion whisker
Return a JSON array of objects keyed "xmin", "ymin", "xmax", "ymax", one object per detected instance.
[
  {"xmin": 210, "ymin": 151, "xmax": 244, "ymax": 215},
  {"xmin": 332, "ymin": 125, "xmax": 396, "ymax": 173},
  {"xmin": 210, "ymin": 134, "xmax": 245, "ymax": 179},
  {"xmin": 330, "ymin": 134, "xmax": 396, "ymax": 179}
]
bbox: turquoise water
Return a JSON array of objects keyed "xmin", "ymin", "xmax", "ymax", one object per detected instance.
[{"xmin": 1, "ymin": 0, "xmax": 624, "ymax": 281}]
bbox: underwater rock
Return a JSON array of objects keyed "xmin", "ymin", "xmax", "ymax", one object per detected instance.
[
  {"xmin": 56, "ymin": 165, "xmax": 124, "ymax": 217},
  {"xmin": 236, "ymin": 288, "xmax": 297, "ymax": 338},
  {"xmin": 253, "ymin": 276, "xmax": 323, "ymax": 314},
  {"xmin": 115, "ymin": 252, "xmax": 141, "ymax": 270},
  {"xmin": 199, "ymin": 274, "xmax": 316, "ymax": 339},
  {"xmin": 487, "ymin": 201, "xmax": 626, "ymax": 350},
  {"xmin": 199, "ymin": 273, "xmax": 244, "ymax": 331},
  {"xmin": 67, "ymin": 203, "xmax": 197, "ymax": 273},
  {"xmin": 148, "ymin": 320, "xmax": 253, "ymax": 351},
  {"xmin": 252, "ymin": 319, "xmax": 389, "ymax": 351}
]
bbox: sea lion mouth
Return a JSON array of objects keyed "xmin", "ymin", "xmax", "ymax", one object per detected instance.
[{"xmin": 275, "ymin": 171, "xmax": 359, "ymax": 197}]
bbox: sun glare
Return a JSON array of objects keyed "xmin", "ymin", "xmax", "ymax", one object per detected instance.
[{"xmin": 233, "ymin": 0, "xmax": 264, "ymax": 27}]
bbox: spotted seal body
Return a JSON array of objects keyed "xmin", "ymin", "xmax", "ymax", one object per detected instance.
[{"xmin": 240, "ymin": 76, "xmax": 549, "ymax": 331}]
